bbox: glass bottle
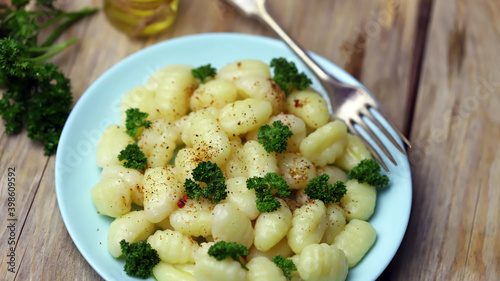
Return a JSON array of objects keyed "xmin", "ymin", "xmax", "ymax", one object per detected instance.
[{"xmin": 103, "ymin": 0, "xmax": 179, "ymax": 37}]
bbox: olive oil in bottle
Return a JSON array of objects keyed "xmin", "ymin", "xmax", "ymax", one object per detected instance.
[{"xmin": 103, "ymin": 0, "xmax": 179, "ymax": 37}]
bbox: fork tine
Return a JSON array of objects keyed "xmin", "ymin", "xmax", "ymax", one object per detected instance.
[
  {"xmin": 366, "ymin": 103, "xmax": 412, "ymax": 149},
  {"xmin": 345, "ymin": 120, "xmax": 390, "ymax": 173},
  {"xmin": 360, "ymin": 107, "xmax": 407, "ymax": 155},
  {"xmin": 355, "ymin": 119, "xmax": 397, "ymax": 166}
]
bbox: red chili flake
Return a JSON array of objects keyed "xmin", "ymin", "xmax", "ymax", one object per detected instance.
[
  {"xmin": 347, "ymin": 211, "xmax": 351, "ymax": 214},
  {"xmin": 294, "ymin": 99, "xmax": 303, "ymax": 108},
  {"xmin": 177, "ymin": 195, "xmax": 188, "ymax": 208}
]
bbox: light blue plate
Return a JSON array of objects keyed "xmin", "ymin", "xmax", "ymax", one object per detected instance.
[{"xmin": 55, "ymin": 33, "xmax": 412, "ymax": 281}]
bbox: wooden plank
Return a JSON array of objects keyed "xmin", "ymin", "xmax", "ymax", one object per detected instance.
[
  {"xmin": 0, "ymin": 132, "xmax": 48, "ymax": 279},
  {"xmin": 390, "ymin": 0, "xmax": 500, "ymax": 279},
  {"xmin": 12, "ymin": 158, "xmax": 102, "ymax": 281},
  {"xmin": 2, "ymin": 0, "xmax": 422, "ymax": 280}
]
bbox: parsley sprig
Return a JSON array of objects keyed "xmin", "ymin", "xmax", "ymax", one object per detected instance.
[
  {"xmin": 208, "ymin": 241, "xmax": 249, "ymax": 270},
  {"xmin": 257, "ymin": 121, "xmax": 293, "ymax": 153},
  {"xmin": 184, "ymin": 161, "xmax": 228, "ymax": 204},
  {"xmin": 118, "ymin": 143, "xmax": 148, "ymax": 172},
  {"xmin": 0, "ymin": 1, "xmax": 97, "ymax": 155},
  {"xmin": 191, "ymin": 64, "xmax": 217, "ymax": 83},
  {"xmin": 348, "ymin": 159, "xmax": 390, "ymax": 188},
  {"xmin": 125, "ymin": 108, "xmax": 151, "ymax": 139},
  {"xmin": 272, "ymin": 255, "xmax": 297, "ymax": 280},
  {"xmin": 246, "ymin": 173, "xmax": 291, "ymax": 213},
  {"xmin": 120, "ymin": 240, "xmax": 160, "ymax": 279},
  {"xmin": 270, "ymin": 57, "xmax": 312, "ymax": 95},
  {"xmin": 304, "ymin": 174, "xmax": 347, "ymax": 205}
]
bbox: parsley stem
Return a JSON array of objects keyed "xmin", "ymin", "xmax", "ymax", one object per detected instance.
[
  {"xmin": 26, "ymin": 38, "xmax": 77, "ymax": 63},
  {"xmin": 41, "ymin": 7, "xmax": 98, "ymax": 47}
]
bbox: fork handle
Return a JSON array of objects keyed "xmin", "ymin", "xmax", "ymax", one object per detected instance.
[{"xmin": 253, "ymin": 0, "xmax": 343, "ymax": 86}]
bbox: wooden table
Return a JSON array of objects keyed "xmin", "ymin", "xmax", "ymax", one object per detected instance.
[{"xmin": 1, "ymin": 0, "xmax": 499, "ymax": 280}]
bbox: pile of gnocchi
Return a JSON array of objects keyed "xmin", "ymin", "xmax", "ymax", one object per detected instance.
[{"xmin": 91, "ymin": 59, "xmax": 381, "ymax": 281}]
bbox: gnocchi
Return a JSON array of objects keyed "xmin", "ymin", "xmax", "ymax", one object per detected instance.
[{"xmin": 91, "ymin": 59, "xmax": 389, "ymax": 281}]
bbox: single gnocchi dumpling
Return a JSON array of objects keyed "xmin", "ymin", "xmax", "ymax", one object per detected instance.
[
  {"xmin": 321, "ymin": 203, "xmax": 347, "ymax": 245},
  {"xmin": 246, "ymin": 237, "xmax": 294, "ymax": 262},
  {"xmin": 340, "ymin": 180, "xmax": 376, "ymax": 221},
  {"xmin": 185, "ymin": 109, "xmax": 232, "ymax": 166},
  {"xmin": 334, "ymin": 134, "xmax": 372, "ymax": 171},
  {"xmin": 278, "ymin": 153, "xmax": 317, "ymax": 190},
  {"xmin": 211, "ymin": 203, "xmax": 254, "ymax": 249},
  {"xmin": 194, "ymin": 254, "xmax": 247, "ymax": 281},
  {"xmin": 138, "ymin": 119, "xmax": 178, "ymax": 168},
  {"xmin": 299, "ymin": 120, "xmax": 348, "ymax": 167},
  {"xmin": 145, "ymin": 65, "xmax": 194, "ymax": 120},
  {"xmin": 243, "ymin": 140, "xmax": 280, "ymax": 178},
  {"xmin": 173, "ymin": 114, "xmax": 192, "ymax": 146},
  {"xmin": 218, "ymin": 98, "xmax": 273, "ymax": 136},
  {"xmin": 287, "ymin": 200, "xmax": 329, "ymax": 254},
  {"xmin": 174, "ymin": 147, "xmax": 203, "ymax": 184},
  {"xmin": 295, "ymin": 243, "xmax": 348, "ymax": 281},
  {"xmin": 169, "ymin": 198, "xmax": 214, "ymax": 237},
  {"xmin": 143, "ymin": 166, "xmax": 184, "ymax": 223},
  {"xmin": 332, "ymin": 219, "xmax": 376, "ymax": 268},
  {"xmin": 120, "ymin": 86, "xmax": 156, "ymax": 125},
  {"xmin": 224, "ymin": 177, "xmax": 259, "ymax": 220},
  {"xmin": 147, "ymin": 229, "xmax": 198, "ymax": 264},
  {"xmin": 153, "ymin": 262, "xmax": 196, "ymax": 281},
  {"xmin": 254, "ymin": 199, "xmax": 293, "ymax": 252},
  {"xmin": 246, "ymin": 256, "xmax": 287, "ymax": 281},
  {"xmin": 234, "ymin": 76, "xmax": 286, "ymax": 114},
  {"xmin": 223, "ymin": 139, "xmax": 248, "ymax": 179},
  {"xmin": 317, "ymin": 165, "xmax": 347, "ymax": 184},
  {"xmin": 190, "ymin": 79, "xmax": 238, "ymax": 111},
  {"xmin": 100, "ymin": 165, "xmax": 144, "ymax": 206},
  {"xmin": 90, "ymin": 178, "xmax": 132, "ymax": 217},
  {"xmin": 217, "ymin": 59, "xmax": 271, "ymax": 81},
  {"xmin": 286, "ymin": 89, "xmax": 329, "ymax": 129},
  {"xmin": 95, "ymin": 125, "xmax": 134, "ymax": 168},
  {"xmin": 107, "ymin": 210, "xmax": 155, "ymax": 258}
]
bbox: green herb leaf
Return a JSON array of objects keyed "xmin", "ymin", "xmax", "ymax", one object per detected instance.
[
  {"xmin": 246, "ymin": 173, "xmax": 290, "ymax": 213},
  {"xmin": 272, "ymin": 255, "xmax": 297, "ymax": 280},
  {"xmin": 208, "ymin": 241, "xmax": 249, "ymax": 270},
  {"xmin": 257, "ymin": 120, "xmax": 293, "ymax": 153},
  {"xmin": 348, "ymin": 159, "xmax": 390, "ymax": 189},
  {"xmin": 118, "ymin": 143, "xmax": 148, "ymax": 171},
  {"xmin": 270, "ymin": 57, "xmax": 312, "ymax": 95},
  {"xmin": 184, "ymin": 161, "xmax": 227, "ymax": 204},
  {"xmin": 191, "ymin": 64, "xmax": 217, "ymax": 83},
  {"xmin": 120, "ymin": 240, "xmax": 160, "ymax": 279},
  {"xmin": 305, "ymin": 174, "xmax": 346, "ymax": 204},
  {"xmin": 125, "ymin": 108, "xmax": 152, "ymax": 138}
]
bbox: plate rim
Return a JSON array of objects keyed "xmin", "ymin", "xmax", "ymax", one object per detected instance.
[{"xmin": 55, "ymin": 32, "xmax": 412, "ymax": 281}]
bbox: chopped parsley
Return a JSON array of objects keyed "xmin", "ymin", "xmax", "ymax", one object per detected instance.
[
  {"xmin": 257, "ymin": 121, "xmax": 293, "ymax": 153},
  {"xmin": 184, "ymin": 161, "xmax": 228, "ymax": 204},
  {"xmin": 304, "ymin": 174, "xmax": 347, "ymax": 204},
  {"xmin": 191, "ymin": 64, "xmax": 217, "ymax": 83},
  {"xmin": 270, "ymin": 57, "xmax": 312, "ymax": 95},
  {"xmin": 208, "ymin": 241, "xmax": 249, "ymax": 270},
  {"xmin": 125, "ymin": 108, "xmax": 151, "ymax": 138},
  {"xmin": 246, "ymin": 173, "xmax": 290, "ymax": 213},
  {"xmin": 118, "ymin": 143, "xmax": 148, "ymax": 171},
  {"xmin": 120, "ymin": 240, "xmax": 160, "ymax": 279},
  {"xmin": 348, "ymin": 159, "xmax": 390, "ymax": 189},
  {"xmin": 272, "ymin": 255, "xmax": 297, "ymax": 280}
]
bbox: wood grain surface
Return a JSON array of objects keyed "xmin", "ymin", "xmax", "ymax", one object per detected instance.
[{"xmin": 0, "ymin": 0, "xmax": 498, "ymax": 280}]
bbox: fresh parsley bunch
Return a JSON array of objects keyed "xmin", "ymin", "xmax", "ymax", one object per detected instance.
[{"xmin": 0, "ymin": 1, "xmax": 97, "ymax": 155}]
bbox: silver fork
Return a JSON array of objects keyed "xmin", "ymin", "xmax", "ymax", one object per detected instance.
[{"xmin": 223, "ymin": 0, "xmax": 411, "ymax": 172}]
